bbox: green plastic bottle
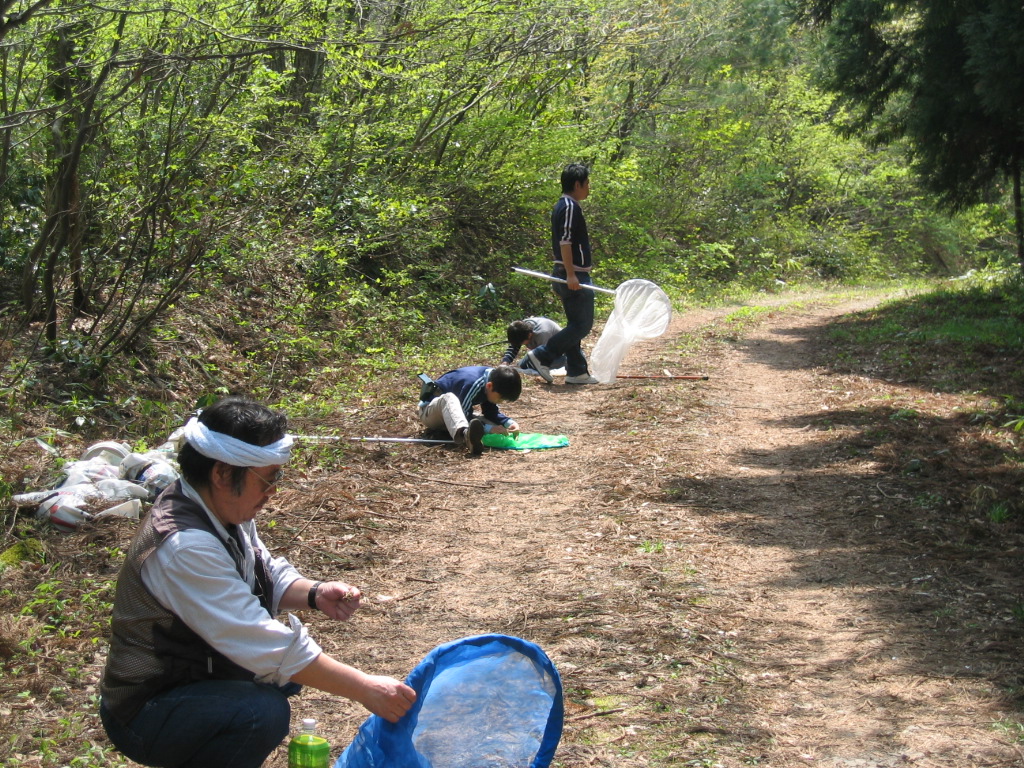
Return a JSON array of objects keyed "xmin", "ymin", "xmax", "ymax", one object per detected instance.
[{"xmin": 288, "ymin": 718, "xmax": 330, "ymax": 768}]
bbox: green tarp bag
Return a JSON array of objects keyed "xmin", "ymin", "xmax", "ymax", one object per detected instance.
[{"xmin": 481, "ymin": 433, "xmax": 569, "ymax": 450}]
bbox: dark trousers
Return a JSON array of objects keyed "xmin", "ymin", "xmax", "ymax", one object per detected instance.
[
  {"xmin": 100, "ymin": 680, "xmax": 298, "ymax": 768},
  {"xmin": 535, "ymin": 271, "xmax": 594, "ymax": 376}
]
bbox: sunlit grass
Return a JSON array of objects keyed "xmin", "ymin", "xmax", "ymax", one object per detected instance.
[{"xmin": 830, "ymin": 273, "xmax": 1024, "ymax": 354}]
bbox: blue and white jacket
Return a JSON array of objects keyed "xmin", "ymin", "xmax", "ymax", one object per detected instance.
[{"xmin": 429, "ymin": 366, "xmax": 513, "ymax": 427}]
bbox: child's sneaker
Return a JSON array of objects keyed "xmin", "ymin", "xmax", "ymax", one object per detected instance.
[{"xmin": 466, "ymin": 418, "xmax": 485, "ymax": 455}]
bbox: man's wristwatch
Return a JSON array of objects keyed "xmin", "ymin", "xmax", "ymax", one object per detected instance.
[{"xmin": 307, "ymin": 581, "xmax": 322, "ymax": 610}]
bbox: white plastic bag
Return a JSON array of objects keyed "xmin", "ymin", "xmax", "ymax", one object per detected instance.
[
  {"xmin": 79, "ymin": 440, "xmax": 132, "ymax": 465},
  {"xmin": 589, "ymin": 279, "xmax": 672, "ymax": 383},
  {"xmin": 42, "ymin": 493, "xmax": 92, "ymax": 531},
  {"xmin": 43, "ymin": 497, "xmax": 142, "ymax": 531},
  {"xmin": 14, "ymin": 435, "xmax": 180, "ymax": 531},
  {"xmin": 121, "ymin": 451, "xmax": 180, "ymax": 499},
  {"xmin": 94, "ymin": 478, "xmax": 151, "ymax": 502},
  {"xmin": 34, "ymin": 480, "xmax": 147, "ymax": 531},
  {"xmin": 60, "ymin": 457, "xmax": 123, "ymax": 486}
]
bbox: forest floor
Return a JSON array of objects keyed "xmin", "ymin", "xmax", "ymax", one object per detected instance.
[{"xmin": 4, "ymin": 289, "xmax": 1024, "ymax": 767}]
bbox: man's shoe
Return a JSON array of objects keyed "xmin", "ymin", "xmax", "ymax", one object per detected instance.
[
  {"xmin": 565, "ymin": 373, "xmax": 600, "ymax": 385},
  {"xmin": 466, "ymin": 418, "xmax": 485, "ymax": 455},
  {"xmin": 519, "ymin": 366, "xmax": 545, "ymax": 377},
  {"xmin": 525, "ymin": 350, "xmax": 553, "ymax": 384}
]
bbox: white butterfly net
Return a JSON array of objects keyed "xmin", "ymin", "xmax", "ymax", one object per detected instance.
[{"xmin": 589, "ymin": 279, "xmax": 672, "ymax": 383}]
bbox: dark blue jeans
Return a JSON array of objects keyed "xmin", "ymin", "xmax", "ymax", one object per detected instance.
[
  {"xmin": 534, "ymin": 271, "xmax": 595, "ymax": 376},
  {"xmin": 100, "ymin": 681, "xmax": 298, "ymax": 768}
]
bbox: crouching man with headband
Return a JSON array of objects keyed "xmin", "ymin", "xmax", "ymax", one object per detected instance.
[{"xmin": 99, "ymin": 396, "xmax": 416, "ymax": 767}]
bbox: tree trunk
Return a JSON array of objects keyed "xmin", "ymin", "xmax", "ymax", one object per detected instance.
[
  {"xmin": 33, "ymin": 14, "xmax": 125, "ymax": 342},
  {"xmin": 1014, "ymin": 152, "xmax": 1023, "ymax": 272}
]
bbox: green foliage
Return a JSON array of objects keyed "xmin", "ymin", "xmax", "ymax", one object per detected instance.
[
  {"xmin": 20, "ymin": 578, "xmax": 115, "ymax": 638},
  {"xmin": 0, "ymin": 0, "xmax": 1015, "ymax": 427},
  {"xmin": 987, "ymin": 502, "xmax": 1013, "ymax": 524}
]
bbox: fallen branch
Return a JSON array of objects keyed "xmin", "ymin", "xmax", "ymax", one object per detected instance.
[
  {"xmin": 569, "ymin": 707, "xmax": 627, "ymax": 722},
  {"xmin": 387, "ymin": 586, "xmax": 440, "ymax": 603},
  {"xmin": 288, "ymin": 505, "xmax": 322, "ymax": 542},
  {"xmin": 393, "ymin": 468, "xmax": 493, "ymax": 489}
]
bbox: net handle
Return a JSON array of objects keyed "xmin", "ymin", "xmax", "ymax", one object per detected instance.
[{"xmin": 511, "ymin": 267, "xmax": 617, "ymax": 295}]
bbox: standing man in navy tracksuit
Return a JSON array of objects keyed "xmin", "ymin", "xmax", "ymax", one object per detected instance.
[{"xmin": 525, "ymin": 163, "xmax": 599, "ymax": 386}]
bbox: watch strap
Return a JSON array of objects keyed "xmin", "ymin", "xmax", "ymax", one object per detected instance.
[{"xmin": 307, "ymin": 581, "xmax": 322, "ymax": 610}]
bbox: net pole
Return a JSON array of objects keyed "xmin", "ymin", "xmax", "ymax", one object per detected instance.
[
  {"xmin": 615, "ymin": 375, "xmax": 709, "ymax": 380},
  {"xmin": 349, "ymin": 437, "xmax": 455, "ymax": 444},
  {"xmin": 511, "ymin": 267, "xmax": 617, "ymax": 295},
  {"xmin": 292, "ymin": 436, "xmax": 456, "ymax": 444}
]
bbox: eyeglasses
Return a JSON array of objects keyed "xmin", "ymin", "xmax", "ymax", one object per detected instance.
[{"xmin": 247, "ymin": 467, "xmax": 285, "ymax": 490}]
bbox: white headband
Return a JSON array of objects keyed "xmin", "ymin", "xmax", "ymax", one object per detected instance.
[{"xmin": 183, "ymin": 417, "xmax": 294, "ymax": 467}]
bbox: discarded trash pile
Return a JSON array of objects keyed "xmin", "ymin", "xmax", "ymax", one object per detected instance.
[{"xmin": 11, "ymin": 429, "xmax": 184, "ymax": 531}]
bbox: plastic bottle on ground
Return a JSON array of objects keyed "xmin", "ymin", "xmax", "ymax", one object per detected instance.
[{"xmin": 288, "ymin": 718, "xmax": 330, "ymax": 768}]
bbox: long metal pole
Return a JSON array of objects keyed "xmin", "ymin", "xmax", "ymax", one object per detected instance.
[
  {"xmin": 512, "ymin": 266, "xmax": 617, "ymax": 295},
  {"xmin": 292, "ymin": 436, "xmax": 456, "ymax": 444},
  {"xmin": 349, "ymin": 436, "xmax": 454, "ymax": 444},
  {"xmin": 615, "ymin": 375, "xmax": 709, "ymax": 380}
]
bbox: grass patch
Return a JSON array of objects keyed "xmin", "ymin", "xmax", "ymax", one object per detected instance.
[
  {"xmin": 827, "ymin": 272, "xmax": 1024, "ymax": 394},
  {"xmin": 993, "ymin": 719, "xmax": 1024, "ymax": 744}
]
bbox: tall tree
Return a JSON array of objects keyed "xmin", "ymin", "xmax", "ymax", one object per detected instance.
[{"xmin": 805, "ymin": 0, "xmax": 1024, "ymax": 267}]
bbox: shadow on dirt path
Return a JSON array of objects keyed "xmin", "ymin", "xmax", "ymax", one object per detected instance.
[
  {"xmin": 269, "ymin": 293, "xmax": 1023, "ymax": 768},
  {"xmin": 664, "ymin": 300, "xmax": 1023, "ymax": 768}
]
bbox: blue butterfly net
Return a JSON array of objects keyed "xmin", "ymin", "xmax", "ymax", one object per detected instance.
[{"xmin": 335, "ymin": 634, "xmax": 563, "ymax": 768}]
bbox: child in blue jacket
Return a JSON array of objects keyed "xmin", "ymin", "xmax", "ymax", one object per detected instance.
[{"xmin": 419, "ymin": 366, "xmax": 521, "ymax": 455}]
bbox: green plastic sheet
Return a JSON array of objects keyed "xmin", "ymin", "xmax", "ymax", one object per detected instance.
[{"xmin": 481, "ymin": 432, "xmax": 569, "ymax": 450}]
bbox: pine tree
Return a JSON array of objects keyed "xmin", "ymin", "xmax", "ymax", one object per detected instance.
[{"xmin": 807, "ymin": 0, "xmax": 1024, "ymax": 268}]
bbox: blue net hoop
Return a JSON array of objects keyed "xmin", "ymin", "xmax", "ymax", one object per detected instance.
[{"xmin": 334, "ymin": 634, "xmax": 563, "ymax": 768}]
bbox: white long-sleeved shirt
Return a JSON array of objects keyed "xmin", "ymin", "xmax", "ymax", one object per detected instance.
[{"xmin": 140, "ymin": 480, "xmax": 321, "ymax": 686}]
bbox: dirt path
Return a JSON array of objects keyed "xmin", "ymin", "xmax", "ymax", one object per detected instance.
[
  {"xmin": 271, "ymin": 294, "xmax": 1023, "ymax": 768},
  {"xmin": 657, "ymin": 299, "xmax": 1021, "ymax": 768}
]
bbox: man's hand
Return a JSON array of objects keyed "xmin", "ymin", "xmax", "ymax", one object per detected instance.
[
  {"xmin": 315, "ymin": 581, "xmax": 361, "ymax": 621},
  {"xmin": 359, "ymin": 675, "xmax": 418, "ymax": 723},
  {"xmin": 292, "ymin": 656, "xmax": 416, "ymax": 723},
  {"xmin": 566, "ymin": 272, "xmax": 581, "ymax": 291}
]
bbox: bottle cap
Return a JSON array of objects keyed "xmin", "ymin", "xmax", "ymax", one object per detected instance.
[{"xmin": 302, "ymin": 718, "xmax": 317, "ymax": 731}]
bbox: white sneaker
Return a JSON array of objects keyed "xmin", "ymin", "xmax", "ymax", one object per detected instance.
[
  {"xmin": 525, "ymin": 349, "xmax": 553, "ymax": 384},
  {"xmin": 565, "ymin": 373, "xmax": 600, "ymax": 385}
]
